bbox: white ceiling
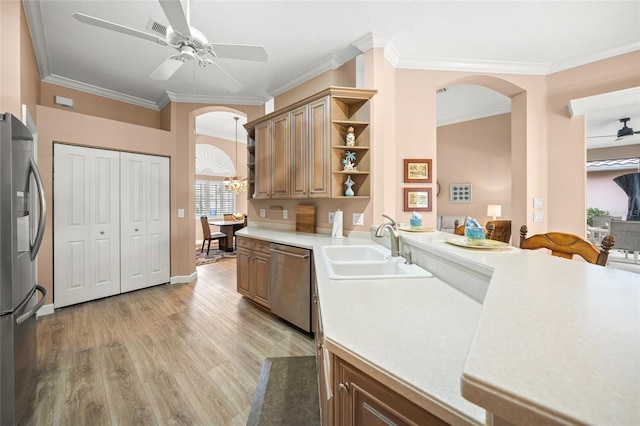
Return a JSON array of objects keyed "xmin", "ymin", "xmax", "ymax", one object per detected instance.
[{"xmin": 23, "ymin": 1, "xmax": 640, "ymax": 149}]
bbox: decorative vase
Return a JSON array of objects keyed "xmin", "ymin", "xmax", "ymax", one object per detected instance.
[{"xmin": 345, "ymin": 175, "xmax": 355, "ymax": 197}]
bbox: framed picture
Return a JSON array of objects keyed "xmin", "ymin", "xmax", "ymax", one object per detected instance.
[
  {"xmin": 450, "ymin": 183, "xmax": 472, "ymax": 203},
  {"xmin": 404, "ymin": 159, "xmax": 432, "ymax": 183},
  {"xmin": 404, "ymin": 188, "xmax": 432, "ymax": 212}
]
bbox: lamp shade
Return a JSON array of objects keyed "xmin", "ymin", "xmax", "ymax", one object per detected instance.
[{"xmin": 487, "ymin": 204, "xmax": 502, "ymax": 220}]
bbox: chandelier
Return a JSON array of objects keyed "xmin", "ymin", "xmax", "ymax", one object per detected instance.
[{"xmin": 224, "ymin": 116, "xmax": 248, "ymax": 194}]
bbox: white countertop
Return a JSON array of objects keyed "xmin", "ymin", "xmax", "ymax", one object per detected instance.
[{"xmin": 235, "ymin": 227, "xmax": 640, "ymax": 425}]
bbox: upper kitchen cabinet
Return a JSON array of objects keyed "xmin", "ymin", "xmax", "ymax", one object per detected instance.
[{"xmin": 245, "ymin": 87, "xmax": 376, "ymax": 200}]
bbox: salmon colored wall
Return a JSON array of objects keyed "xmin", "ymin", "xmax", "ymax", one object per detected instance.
[
  {"xmin": 587, "ymin": 170, "xmax": 631, "ymax": 219},
  {"xmin": 546, "ymin": 51, "xmax": 640, "ymax": 235},
  {"xmin": 20, "ymin": 2, "xmax": 40, "ymax": 122},
  {"xmin": 437, "ymin": 114, "xmax": 512, "ymax": 224},
  {"xmin": 40, "ymin": 83, "xmax": 163, "ymax": 129},
  {"xmin": 35, "ymin": 105, "xmax": 175, "ymax": 300},
  {"xmin": 273, "ymin": 58, "xmax": 357, "ymax": 110}
]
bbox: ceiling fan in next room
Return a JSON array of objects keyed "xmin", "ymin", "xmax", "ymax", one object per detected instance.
[
  {"xmin": 588, "ymin": 118, "xmax": 640, "ymax": 142},
  {"xmin": 72, "ymin": 0, "xmax": 268, "ymax": 91}
]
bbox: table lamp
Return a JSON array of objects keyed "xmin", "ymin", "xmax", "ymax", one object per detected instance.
[{"xmin": 487, "ymin": 204, "xmax": 502, "ymax": 221}]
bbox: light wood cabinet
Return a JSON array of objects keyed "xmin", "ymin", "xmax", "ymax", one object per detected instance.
[
  {"xmin": 334, "ymin": 357, "xmax": 449, "ymax": 426},
  {"xmin": 245, "ymin": 87, "xmax": 375, "ymax": 200},
  {"xmin": 313, "ymin": 267, "xmax": 333, "ymax": 426},
  {"xmin": 236, "ymin": 236, "xmax": 270, "ymax": 308}
]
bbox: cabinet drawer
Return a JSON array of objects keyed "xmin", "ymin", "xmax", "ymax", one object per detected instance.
[
  {"xmin": 253, "ymin": 239, "xmax": 271, "ymax": 255},
  {"xmin": 236, "ymin": 236, "xmax": 253, "ymax": 250}
]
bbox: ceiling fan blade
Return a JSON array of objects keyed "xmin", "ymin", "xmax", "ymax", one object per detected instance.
[
  {"xmin": 158, "ymin": 0, "xmax": 191, "ymax": 37},
  {"xmin": 207, "ymin": 62, "xmax": 243, "ymax": 92},
  {"xmin": 73, "ymin": 13, "xmax": 166, "ymax": 45},
  {"xmin": 150, "ymin": 57, "xmax": 185, "ymax": 80},
  {"xmin": 587, "ymin": 134, "xmax": 617, "ymax": 139},
  {"xmin": 209, "ymin": 44, "xmax": 269, "ymax": 62}
]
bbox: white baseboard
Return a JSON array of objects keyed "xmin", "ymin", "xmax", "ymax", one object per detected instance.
[
  {"xmin": 171, "ymin": 271, "xmax": 197, "ymax": 285},
  {"xmin": 37, "ymin": 303, "xmax": 55, "ymax": 318}
]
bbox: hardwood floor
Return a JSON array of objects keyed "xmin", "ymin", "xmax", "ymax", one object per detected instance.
[{"xmin": 24, "ymin": 259, "xmax": 314, "ymax": 425}]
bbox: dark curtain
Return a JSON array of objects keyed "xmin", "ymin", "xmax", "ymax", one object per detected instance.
[{"xmin": 614, "ymin": 172, "xmax": 640, "ymax": 221}]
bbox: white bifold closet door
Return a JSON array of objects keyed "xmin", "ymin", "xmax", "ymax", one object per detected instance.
[
  {"xmin": 53, "ymin": 144, "xmax": 121, "ymax": 308},
  {"xmin": 120, "ymin": 152, "xmax": 170, "ymax": 293}
]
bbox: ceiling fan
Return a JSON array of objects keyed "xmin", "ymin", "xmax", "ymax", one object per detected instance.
[
  {"xmin": 588, "ymin": 118, "xmax": 640, "ymax": 141},
  {"xmin": 72, "ymin": 0, "xmax": 268, "ymax": 91}
]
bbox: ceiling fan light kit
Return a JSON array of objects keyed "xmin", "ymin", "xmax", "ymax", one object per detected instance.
[{"xmin": 73, "ymin": 0, "xmax": 268, "ymax": 84}]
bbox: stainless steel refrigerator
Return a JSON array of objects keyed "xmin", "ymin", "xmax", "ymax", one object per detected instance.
[{"xmin": 0, "ymin": 113, "xmax": 47, "ymax": 425}]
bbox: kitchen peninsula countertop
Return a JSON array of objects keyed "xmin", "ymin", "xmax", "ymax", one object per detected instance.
[{"xmin": 235, "ymin": 227, "xmax": 640, "ymax": 425}]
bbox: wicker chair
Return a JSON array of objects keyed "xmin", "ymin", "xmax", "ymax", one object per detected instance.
[
  {"xmin": 519, "ymin": 225, "xmax": 615, "ymax": 266},
  {"xmin": 609, "ymin": 220, "xmax": 640, "ymax": 263}
]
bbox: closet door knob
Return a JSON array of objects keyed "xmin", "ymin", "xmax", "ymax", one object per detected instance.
[
  {"xmin": 100, "ymin": 231, "xmax": 104, "ymax": 235},
  {"xmin": 135, "ymin": 228, "xmax": 139, "ymax": 232}
]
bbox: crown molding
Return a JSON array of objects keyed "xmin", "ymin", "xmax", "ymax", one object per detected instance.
[
  {"xmin": 165, "ymin": 91, "xmax": 268, "ymax": 106},
  {"xmin": 267, "ymin": 54, "xmax": 345, "ymax": 98},
  {"xmin": 43, "ymin": 75, "xmax": 162, "ymax": 110},
  {"xmin": 569, "ymin": 87, "xmax": 640, "ymax": 118},
  {"xmin": 22, "ymin": 0, "xmax": 50, "ymax": 79},
  {"xmin": 549, "ymin": 43, "xmax": 640, "ymax": 74},
  {"xmin": 393, "ymin": 53, "xmax": 550, "ymax": 75},
  {"xmin": 351, "ymin": 32, "xmax": 393, "ymax": 53}
]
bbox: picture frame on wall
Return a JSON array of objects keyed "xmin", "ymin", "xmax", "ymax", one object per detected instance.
[
  {"xmin": 450, "ymin": 183, "xmax": 472, "ymax": 203},
  {"xmin": 404, "ymin": 188, "xmax": 432, "ymax": 212},
  {"xmin": 404, "ymin": 159, "xmax": 432, "ymax": 183}
]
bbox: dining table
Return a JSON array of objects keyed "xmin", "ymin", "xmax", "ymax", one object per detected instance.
[{"xmin": 209, "ymin": 220, "xmax": 246, "ymax": 252}]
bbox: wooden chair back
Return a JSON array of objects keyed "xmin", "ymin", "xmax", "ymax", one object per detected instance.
[
  {"xmin": 486, "ymin": 220, "xmax": 511, "ymax": 243},
  {"xmin": 519, "ymin": 225, "xmax": 615, "ymax": 266},
  {"xmin": 454, "ymin": 225, "xmax": 465, "ymax": 236},
  {"xmin": 223, "ymin": 214, "xmax": 234, "ymax": 221},
  {"xmin": 200, "ymin": 216, "xmax": 212, "ymax": 239}
]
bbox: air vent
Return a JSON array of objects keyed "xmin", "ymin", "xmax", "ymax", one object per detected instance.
[{"xmin": 147, "ymin": 19, "xmax": 167, "ymax": 36}]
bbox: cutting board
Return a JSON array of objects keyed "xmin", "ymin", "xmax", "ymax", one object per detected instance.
[{"xmin": 296, "ymin": 205, "xmax": 316, "ymax": 233}]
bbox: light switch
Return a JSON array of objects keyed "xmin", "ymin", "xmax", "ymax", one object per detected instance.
[
  {"xmin": 533, "ymin": 212, "xmax": 543, "ymax": 223},
  {"xmin": 533, "ymin": 198, "xmax": 543, "ymax": 209},
  {"xmin": 177, "ymin": 208, "xmax": 184, "ymax": 218},
  {"xmin": 259, "ymin": 208, "xmax": 266, "ymax": 218},
  {"xmin": 353, "ymin": 213, "xmax": 364, "ymax": 226}
]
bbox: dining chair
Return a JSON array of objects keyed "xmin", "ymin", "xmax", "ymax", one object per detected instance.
[
  {"xmin": 519, "ymin": 225, "xmax": 615, "ymax": 266},
  {"xmin": 200, "ymin": 216, "xmax": 227, "ymax": 254},
  {"xmin": 223, "ymin": 213, "xmax": 235, "ymax": 221},
  {"xmin": 485, "ymin": 220, "xmax": 512, "ymax": 243}
]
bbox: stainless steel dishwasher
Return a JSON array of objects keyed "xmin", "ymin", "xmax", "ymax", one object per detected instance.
[{"xmin": 269, "ymin": 243, "xmax": 311, "ymax": 332}]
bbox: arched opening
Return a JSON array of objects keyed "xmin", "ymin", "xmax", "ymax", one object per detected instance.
[
  {"xmin": 192, "ymin": 107, "xmax": 248, "ymax": 243},
  {"xmin": 434, "ymin": 76, "xmax": 529, "ymax": 241}
]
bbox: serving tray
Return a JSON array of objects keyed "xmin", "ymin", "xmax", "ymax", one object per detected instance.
[{"xmin": 445, "ymin": 238, "xmax": 510, "ymax": 249}]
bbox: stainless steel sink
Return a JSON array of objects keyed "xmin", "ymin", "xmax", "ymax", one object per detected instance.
[{"xmin": 320, "ymin": 245, "xmax": 433, "ymax": 280}]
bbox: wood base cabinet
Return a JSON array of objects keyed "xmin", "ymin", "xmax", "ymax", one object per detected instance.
[
  {"xmin": 236, "ymin": 236, "xmax": 270, "ymax": 308},
  {"xmin": 334, "ymin": 357, "xmax": 449, "ymax": 426}
]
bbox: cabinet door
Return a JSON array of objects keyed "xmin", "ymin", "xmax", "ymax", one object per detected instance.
[
  {"xmin": 254, "ymin": 121, "xmax": 271, "ymax": 199},
  {"xmin": 335, "ymin": 358, "xmax": 448, "ymax": 426},
  {"xmin": 236, "ymin": 248, "xmax": 251, "ymax": 298},
  {"xmin": 270, "ymin": 113, "xmax": 290, "ymax": 198},
  {"xmin": 253, "ymin": 254, "xmax": 270, "ymax": 308},
  {"xmin": 308, "ymin": 96, "xmax": 331, "ymax": 198},
  {"xmin": 290, "ymin": 105, "xmax": 308, "ymax": 198},
  {"xmin": 53, "ymin": 144, "xmax": 120, "ymax": 308}
]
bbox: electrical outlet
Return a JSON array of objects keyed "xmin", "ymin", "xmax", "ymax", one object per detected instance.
[
  {"xmin": 177, "ymin": 208, "xmax": 184, "ymax": 218},
  {"xmin": 328, "ymin": 212, "xmax": 335, "ymax": 224},
  {"xmin": 353, "ymin": 213, "xmax": 364, "ymax": 226},
  {"xmin": 283, "ymin": 210, "xmax": 288, "ymax": 219},
  {"xmin": 533, "ymin": 212, "xmax": 543, "ymax": 223},
  {"xmin": 259, "ymin": 208, "xmax": 266, "ymax": 218}
]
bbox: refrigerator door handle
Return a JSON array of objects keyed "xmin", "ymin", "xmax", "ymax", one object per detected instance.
[
  {"xmin": 16, "ymin": 285, "xmax": 47, "ymax": 325},
  {"xmin": 29, "ymin": 157, "xmax": 47, "ymax": 261}
]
